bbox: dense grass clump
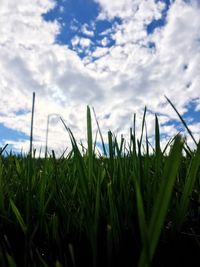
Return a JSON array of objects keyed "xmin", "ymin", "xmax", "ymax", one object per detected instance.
[{"xmin": 0, "ymin": 104, "xmax": 200, "ymax": 267}]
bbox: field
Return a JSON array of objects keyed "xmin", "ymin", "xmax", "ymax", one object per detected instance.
[{"xmin": 0, "ymin": 101, "xmax": 200, "ymax": 267}]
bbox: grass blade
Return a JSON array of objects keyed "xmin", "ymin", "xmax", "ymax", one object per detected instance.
[
  {"xmin": 29, "ymin": 92, "xmax": 35, "ymax": 156},
  {"xmin": 139, "ymin": 135, "xmax": 184, "ymax": 266},
  {"xmin": 0, "ymin": 144, "xmax": 8, "ymax": 156},
  {"xmin": 155, "ymin": 114, "xmax": 161, "ymax": 156},
  {"xmin": 6, "ymin": 253, "xmax": 17, "ymax": 267},
  {"xmin": 10, "ymin": 199, "xmax": 27, "ymax": 234},
  {"xmin": 139, "ymin": 107, "xmax": 147, "ymax": 149},
  {"xmin": 87, "ymin": 106, "xmax": 93, "ymax": 181},
  {"xmin": 134, "ymin": 178, "xmax": 150, "ymax": 265},
  {"xmin": 175, "ymin": 141, "xmax": 200, "ymax": 230},
  {"xmin": 92, "ymin": 107, "xmax": 107, "ymax": 156},
  {"xmin": 165, "ymin": 95, "xmax": 197, "ymax": 146}
]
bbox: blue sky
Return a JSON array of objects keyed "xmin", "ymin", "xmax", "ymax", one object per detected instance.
[
  {"xmin": 0, "ymin": 0, "xmax": 200, "ymax": 155},
  {"xmin": 42, "ymin": 0, "xmax": 169, "ymax": 57}
]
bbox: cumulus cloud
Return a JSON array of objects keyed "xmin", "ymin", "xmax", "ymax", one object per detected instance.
[
  {"xmin": 81, "ymin": 24, "xmax": 95, "ymax": 37},
  {"xmin": 0, "ymin": 0, "xmax": 200, "ymax": 155},
  {"xmin": 90, "ymin": 1, "xmax": 200, "ymax": 110},
  {"xmin": 95, "ymin": 0, "xmax": 165, "ymax": 20}
]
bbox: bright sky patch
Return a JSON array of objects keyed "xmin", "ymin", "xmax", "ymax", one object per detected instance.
[
  {"xmin": 0, "ymin": 0, "xmax": 200, "ymax": 155},
  {"xmin": 147, "ymin": 0, "xmax": 171, "ymax": 34},
  {"xmin": 43, "ymin": 0, "xmax": 122, "ymax": 59},
  {"xmin": 0, "ymin": 123, "xmax": 29, "ymax": 142}
]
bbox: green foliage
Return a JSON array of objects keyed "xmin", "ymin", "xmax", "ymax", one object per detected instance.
[{"xmin": 0, "ymin": 105, "xmax": 199, "ymax": 267}]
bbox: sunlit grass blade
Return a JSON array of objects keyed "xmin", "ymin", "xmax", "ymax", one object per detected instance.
[
  {"xmin": 60, "ymin": 117, "xmax": 90, "ymax": 202},
  {"xmin": 138, "ymin": 135, "xmax": 184, "ymax": 267}
]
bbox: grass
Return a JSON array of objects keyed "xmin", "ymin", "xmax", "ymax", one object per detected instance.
[{"xmin": 0, "ymin": 96, "xmax": 200, "ymax": 267}]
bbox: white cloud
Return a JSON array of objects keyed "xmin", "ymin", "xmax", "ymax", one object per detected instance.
[
  {"xmin": 95, "ymin": 0, "xmax": 139, "ymax": 20},
  {"xmin": 100, "ymin": 37, "xmax": 110, "ymax": 46},
  {"xmin": 0, "ymin": 0, "xmax": 200, "ymax": 155},
  {"xmin": 90, "ymin": 47, "xmax": 109, "ymax": 58},
  {"xmin": 71, "ymin": 36, "xmax": 92, "ymax": 54},
  {"xmin": 81, "ymin": 24, "xmax": 95, "ymax": 37},
  {"xmin": 95, "ymin": 0, "xmax": 165, "ymax": 20},
  {"xmin": 79, "ymin": 38, "xmax": 92, "ymax": 47},
  {"xmin": 0, "ymin": 0, "xmax": 55, "ymax": 14}
]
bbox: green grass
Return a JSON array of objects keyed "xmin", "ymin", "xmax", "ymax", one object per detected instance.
[{"xmin": 0, "ymin": 98, "xmax": 200, "ymax": 267}]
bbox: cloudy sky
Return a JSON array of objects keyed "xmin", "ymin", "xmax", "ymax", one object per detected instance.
[{"xmin": 0, "ymin": 0, "xmax": 200, "ymax": 155}]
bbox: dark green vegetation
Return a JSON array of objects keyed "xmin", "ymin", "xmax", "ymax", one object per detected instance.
[{"xmin": 0, "ymin": 102, "xmax": 200, "ymax": 267}]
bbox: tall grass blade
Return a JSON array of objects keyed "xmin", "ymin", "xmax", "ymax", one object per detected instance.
[
  {"xmin": 29, "ymin": 92, "xmax": 35, "ymax": 156},
  {"xmin": 139, "ymin": 135, "xmax": 184, "ymax": 266},
  {"xmin": 154, "ymin": 114, "xmax": 162, "ymax": 195},
  {"xmin": 0, "ymin": 144, "xmax": 8, "ymax": 156},
  {"xmin": 134, "ymin": 178, "xmax": 150, "ymax": 265},
  {"xmin": 60, "ymin": 117, "xmax": 90, "ymax": 205},
  {"xmin": 10, "ymin": 199, "xmax": 27, "ymax": 234},
  {"xmin": 139, "ymin": 107, "xmax": 147, "ymax": 148},
  {"xmin": 165, "ymin": 95, "xmax": 198, "ymax": 146},
  {"xmin": 108, "ymin": 131, "xmax": 114, "ymax": 177},
  {"xmin": 26, "ymin": 92, "xmax": 36, "ymax": 234},
  {"xmin": 155, "ymin": 114, "xmax": 161, "ymax": 156},
  {"xmin": 132, "ymin": 113, "xmax": 137, "ymax": 154},
  {"xmin": 107, "ymin": 182, "xmax": 120, "ymax": 246},
  {"xmin": 175, "ymin": 141, "xmax": 200, "ymax": 230},
  {"xmin": 92, "ymin": 107, "xmax": 107, "ymax": 156},
  {"xmin": 162, "ymin": 133, "xmax": 179, "ymax": 156},
  {"xmin": 87, "ymin": 106, "xmax": 93, "ymax": 181}
]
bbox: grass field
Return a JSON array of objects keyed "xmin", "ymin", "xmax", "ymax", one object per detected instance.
[{"xmin": 0, "ymin": 98, "xmax": 200, "ymax": 267}]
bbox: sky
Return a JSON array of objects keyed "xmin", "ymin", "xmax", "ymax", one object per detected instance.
[{"xmin": 0, "ymin": 0, "xmax": 200, "ymax": 156}]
